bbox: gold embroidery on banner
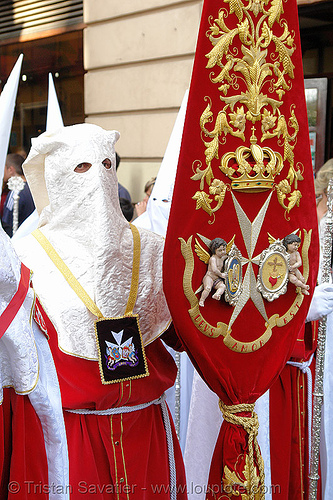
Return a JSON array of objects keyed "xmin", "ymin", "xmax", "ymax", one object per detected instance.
[
  {"xmin": 220, "ymin": 127, "xmax": 284, "ymax": 192},
  {"xmin": 191, "ymin": 0, "xmax": 303, "ymax": 219},
  {"xmin": 221, "ymin": 455, "xmax": 262, "ymax": 500},
  {"xmin": 219, "ymin": 402, "xmax": 265, "ymax": 500},
  {"xmin": 180, "ymin": 229, "xmax": 311, "ymax": 353}
]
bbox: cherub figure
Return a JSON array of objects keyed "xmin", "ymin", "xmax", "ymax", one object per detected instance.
[
  {"xmin": 283, "ymin": 234, "xmax": 310, "ymax": 295},
  {"xmin": 199, "ymin": 238, "xmax": 228, "ymax": 307}
]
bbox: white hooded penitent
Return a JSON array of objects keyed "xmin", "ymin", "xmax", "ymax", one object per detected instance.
[{"xmin": 14, "ymin": 123, "xmax": 171, "ymax": 360}]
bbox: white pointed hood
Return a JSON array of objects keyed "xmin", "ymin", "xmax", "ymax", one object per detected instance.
[
  {"xmin": 0, "ymin": 54, "xmax": 23, "ymax": 186},
  {"xmin": 46, "ymin": 73, "xmax": 64, "ymax": 133},
  {"xmin": 134, "ymin": 89, "xmax": 189, "ymax": 237},
  {"xmin": 14, "ymin": 123, "xmax": 171, "ymax": 359},
  {"xmin": 12, "ymin": 71, "xmax": 64, "ymax": 241}
]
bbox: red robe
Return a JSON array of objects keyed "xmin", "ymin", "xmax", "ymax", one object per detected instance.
[
  {"xmin": 36, "ymin": 300, "xmax": 187, "ymax": 500},
  {"xmin": 270, "ymin": 322, "xmax": 320, "ymax": 500},
  {"xmin": 0, "ymin": 263, "xmax": 50, "ymax": 500},
  {"xmin": 0, "ymin": 388, "xmax": 49, "ymax": 500}
]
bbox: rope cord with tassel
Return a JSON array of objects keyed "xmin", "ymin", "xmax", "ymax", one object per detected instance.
[{"xmin": 219, "ymin": 400, "xmax": 265, "ymax": 500}]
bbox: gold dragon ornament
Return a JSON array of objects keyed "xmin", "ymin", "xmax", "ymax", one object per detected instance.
[{"xmin": 191, "ymin": 0, "xmax": 304, "ymax": 221}]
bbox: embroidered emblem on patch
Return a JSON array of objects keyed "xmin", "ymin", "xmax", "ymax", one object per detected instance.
[
  {"xmin": 95, "ymin": 315, "xmax": 149, "ymax": 384},
  {"xmin": 257, "ymin": 241, "xmax": 290, "ymax": 302}
]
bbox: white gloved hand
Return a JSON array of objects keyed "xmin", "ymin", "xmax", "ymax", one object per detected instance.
[{"xmin": 306, "ymin": 283, "xmax": 333, "ymax": 322}]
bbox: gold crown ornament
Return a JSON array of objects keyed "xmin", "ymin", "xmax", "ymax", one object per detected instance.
[{"xmin": 220, "ymin": 127, "xmax": 283, "ymax": 192}]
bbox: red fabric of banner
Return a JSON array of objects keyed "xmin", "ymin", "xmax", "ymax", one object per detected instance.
[{"xmin": 163, "ymin": 0, "xmax": 319, "ymax": 496}]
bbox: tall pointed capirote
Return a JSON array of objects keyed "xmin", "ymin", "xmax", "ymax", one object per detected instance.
[
  {"xmin": 46, "ymin": 73, "xmax": 64, "ymax": 133},
  {"xmin": 0, "ymin": 54, "xmax": 23, "ymax": 187}
]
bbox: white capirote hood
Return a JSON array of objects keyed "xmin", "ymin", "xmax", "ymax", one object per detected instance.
[{"xmin": 14, "ymin": 123, "xmax": 171, "ymax": 360}]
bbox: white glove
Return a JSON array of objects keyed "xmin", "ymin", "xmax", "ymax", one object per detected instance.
[{"xmin": 306, "ymin": 283, "xmax": 333, "ymax": 322}]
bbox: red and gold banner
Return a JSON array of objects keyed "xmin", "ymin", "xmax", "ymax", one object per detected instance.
[{"xmin": 163, "ymin": 0, "xmax": 319, "ymax": 498}]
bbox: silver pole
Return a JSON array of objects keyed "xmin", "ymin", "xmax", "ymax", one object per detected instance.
[
  {"xmin": 7, "ymin": 176, "xmax": 25, "ymax": 236},
  {"xmin": 308, "ymin": 178, "xmax": 333, "ymax": 499}
]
